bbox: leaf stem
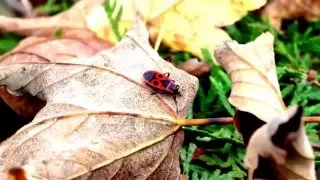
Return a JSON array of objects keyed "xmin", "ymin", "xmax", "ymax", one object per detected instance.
[
  {"xmin": 187, "ymin": 116, "xmax": 320, "ymax": 124},
  {"xmin": 303, "ymin": 116, "xmax": 320, "ymax": 123}
]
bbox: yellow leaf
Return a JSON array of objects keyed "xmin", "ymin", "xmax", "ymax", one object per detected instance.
[
  {"xmin": 0, "ymin": 0, "xmax": 267, "ymax": 59},
  {"xmin": 151, "ymin": 0, "xmax": 266, "ymax": 59},
  {"xmin": 148, "ymin": 10, "xmax": 231, "ymax": 60},
  {"xmin": 85, "ymin": 0, "xmax": 267, "ymax": 60},
  {"xmin": 85, "ymin": 5, "xmax": 132, "ymax": 44}
]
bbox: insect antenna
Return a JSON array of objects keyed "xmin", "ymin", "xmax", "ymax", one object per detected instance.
[
  {"xmin": 163, "ymin": 72, "xmax": 170, "ymax": 77},
  {"xmin": 172, "ymin": 85, "xmax": 180, "ymax": 113}
]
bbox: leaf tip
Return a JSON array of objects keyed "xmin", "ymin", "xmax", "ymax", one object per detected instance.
[{"xmin": 255, "ymin": 31, "xmax": 275, "ymax": 45}]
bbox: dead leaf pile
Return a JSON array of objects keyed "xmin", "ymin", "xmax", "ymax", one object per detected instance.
[
  {"xmin": 0, "ymin": 0, "xmax": 267, "ymax": 60},
  {"xmin": 0, "ymin": 17, "xmax": 199, "ymax": 179},
  {"xmin": 0, "ymin": 0, "xmax": 106, "ymax": 39},
  {"xmin": 214, "ymin": 32, "xmax": 316, "ymax": 179}
]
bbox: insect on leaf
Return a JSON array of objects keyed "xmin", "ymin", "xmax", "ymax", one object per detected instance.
[{"xmin": 0, "ymin": 17, "xmax": 199, "ymax": 180}]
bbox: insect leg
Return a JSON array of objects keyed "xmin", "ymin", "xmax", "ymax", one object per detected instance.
[
  {"xmin": 173, "ymin": 94, "xmax": 178, "ymax": 113},
  {"xmin": 175, "ymin": 85, "xmax": 181, "ymax": 96},
  {"xmin": 150, "ymin": 91, "xmax": 167, "ymax": 96},
  {"xmin": 163, "ymin": 72, "xmax": 170, "ymax": 77}
]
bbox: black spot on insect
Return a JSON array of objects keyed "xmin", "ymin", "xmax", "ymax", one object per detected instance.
[{"xmin": 152, "ymin": 80, "xmax": 159, "ymax": 86}]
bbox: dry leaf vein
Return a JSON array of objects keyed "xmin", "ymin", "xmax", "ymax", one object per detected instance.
[{"xmin": 227, "ymin": 44, "xmax": 286, "ymax": 110}]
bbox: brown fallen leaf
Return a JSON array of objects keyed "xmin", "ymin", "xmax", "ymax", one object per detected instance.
[
  {"xmin": 0, "ymin": 87, "xmax": 45, "ymax": 121},
  {"xmin": 0, "ymin": 17, "xmax": 202, "ymax": 179},
  {"xmin": 177, "ymin": 58, "xmax": 211, "ymax": 77},
  {"xmin": 215, "ymin": 32, "xmax": 316, "ymax": 180},
  {"xmin": 0, "ymin": 0, "xmax": 105, "ymax": 39},
  {"xmin": 0, "ymin": 36, "xmax": 112, "ymax": 120},
  {"xmin": 261, "ymin": 0, "xmax": 320, "ymax": 30},
  {"xmin": 0, "ymin": 98, "xmax": 31, "ymax": 143}
]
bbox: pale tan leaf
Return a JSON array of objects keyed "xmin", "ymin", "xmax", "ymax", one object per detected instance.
[
  {"xmin": 0, "ymin": 36, "xmax": 112, "ymax": 65},
  {"xmin": 0, "ymin": 17, "xmax": 198, "ymax": 179},
  {"xmin": 214, "ymin": 32, "xmax": 286, "ymax": 122},
  {"xmin": 0, "ymin": 0, "xmax": 105, "ymax": 38},
  {"xmin": 0, "ymin": 36, "xmax": 111, "ymax": 120},
  {"xmin": 215, "ymin": 32, "xmax": 316, "ymax": 180}
]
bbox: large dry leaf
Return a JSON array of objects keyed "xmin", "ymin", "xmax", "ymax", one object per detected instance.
[
  {"xmin": 0, "ymin": 36, "xmax": 112, "ymax": 120},
  {"xmin": 0, "ymin": 17, "xmax": 199, "ymax": 179},
  {"xmin": 214, "ymin": 32, "xmax": 315, "ymax": 179},
  {"xmin": 262, "ymin": 0, "xmax": 320, "ymax": 30},
  {"xmin": 215, "ymin": 32, "xmax": 285, "ymax": 122}
]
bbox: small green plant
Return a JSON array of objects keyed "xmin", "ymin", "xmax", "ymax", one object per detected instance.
[
  {"xmin": 103, "ymin": 0, "xmax": 125, "ymax": 42},
  {"xmin": 54, "ymin": 28, "xmax": 64, "ymax": 38},
  {"xmin": 0, "ymin": 33, "xmax": 22, "ymax": 55},
  {"xmin": 35, "ymin": 0, "xmax": 75, "ymax": 15}
]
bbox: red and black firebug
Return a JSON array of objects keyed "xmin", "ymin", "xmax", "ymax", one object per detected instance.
[{"xmin": 143, "ymin": 70, "xmax": 181, "ymax": 112}]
